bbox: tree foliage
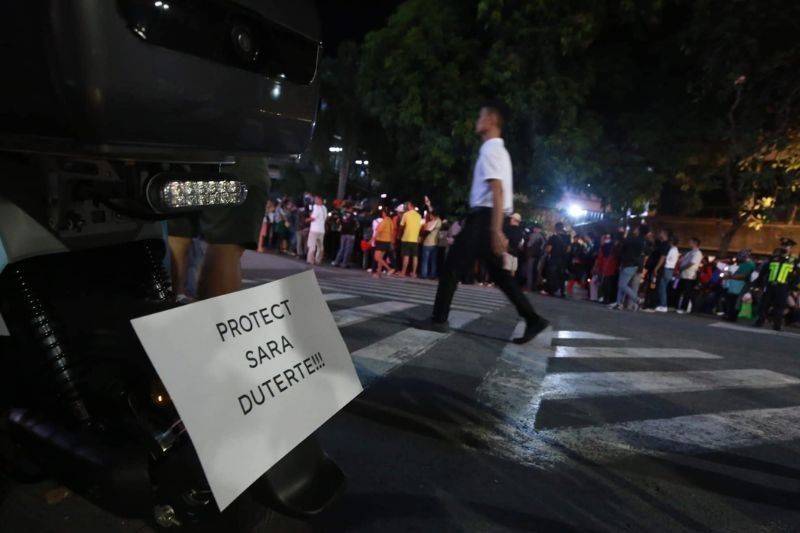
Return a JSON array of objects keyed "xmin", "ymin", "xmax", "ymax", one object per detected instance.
[{"xmin": 347, "ymin": 0, "xmax": 800, "ymax": 249}]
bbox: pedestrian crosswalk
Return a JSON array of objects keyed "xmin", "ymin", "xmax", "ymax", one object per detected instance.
[
  {"xmin": 244, "ymin": 273, "xmax": 511, "ymax": 314},
  {"xmin": 245, "ymin": 274, "xmax": 800, "ymax": 468},
  {"xmin": 471, "ymin": 328, "xmax": 800, "ymax": 467}
]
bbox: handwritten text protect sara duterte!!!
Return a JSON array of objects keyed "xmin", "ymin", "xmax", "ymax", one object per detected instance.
[{"xmin": 211, "ymin": 298, "xmax": 332, "ymax": 416}]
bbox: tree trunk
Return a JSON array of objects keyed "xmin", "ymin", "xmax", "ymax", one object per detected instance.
[
  {"xmin": 336, "ymin": 156, "xmax": 350, "ymax": 200},
  {"xmin": 718, "ymin": 215, "xmax": 746, "ymax": 257},
  {"xmin": 788, "ymin": 204, "xmax": 798, "ymax": 225},
  {"xmin": 336, "ymin": 143, "xmax": 356, "ymax": 200}
]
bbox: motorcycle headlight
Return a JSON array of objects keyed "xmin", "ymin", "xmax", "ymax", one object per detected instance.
[{"xmin": 145, "ymin": 173, "xmax": 248, "ymax": 213}]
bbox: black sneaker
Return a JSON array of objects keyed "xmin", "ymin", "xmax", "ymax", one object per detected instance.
[
  {"xmin": 411, "ymin": 318, "xmax": 450, "ymax": 334},
  {"xmin": 513, "ymin": 318, "xmax": 551, "ymax": 345}
]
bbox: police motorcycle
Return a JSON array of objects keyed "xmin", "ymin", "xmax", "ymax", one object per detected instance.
[{"xmin": 0, "ymin": 1, "xmax": 345, "ymax": 530}]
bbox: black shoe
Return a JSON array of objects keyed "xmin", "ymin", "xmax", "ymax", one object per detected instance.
[
  {"xmin": 513, "ymin": 318, "xmax": 551, "ymax": 345},
  {"xmin": 773, "ymin": 323, "xmax": 782, "ymax": 332},
  {"xmin": 411, "ymin": 318, "xmax": 450, "ymax": 333},
  {"xmin": 753, "ymin": 321, "xmax": 764, "ymax": 328}
]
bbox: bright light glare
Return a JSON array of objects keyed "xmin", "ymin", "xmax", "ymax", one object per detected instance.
[
  {"xmin": 363, "ymin": 160, "xmax": 370, "ymax": 166},
  {"xmin": 380, "ymin": 193, "xmax": 387, "ymax": 198},
  {"xmin": 567, "ymin": 204, "xmax": 587, "ymax": 218},
  {"xmin": 162, "ymin": 3, "xmax": 170, "ymax": 9},
  {"xmin": 271, "ymin": 84, "xmax": 281, "ymax": 99},
  {"xmin": 154, "ymin": 1, "xmax": 162, "ymax": 6},
  {"xmin": 355, "ymin": 160, "xmax": 363, "ymax": 165},
  {"xmin": 328, "ymin": 147, "xmax": 343, "ymax": 153}
]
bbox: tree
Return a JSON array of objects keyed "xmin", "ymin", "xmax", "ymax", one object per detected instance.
[
  {"xmin": 356, "ymin": 0, "xmax": 800, "ymax": 246},
  {"xmin": 663, "ymin": 0, "xmax": 800, "ymax": 253}
]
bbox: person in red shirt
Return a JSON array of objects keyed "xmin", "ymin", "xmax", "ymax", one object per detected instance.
[{"xmin": 594, "ymin": 233, "xmax": 621, "ymax": 304}]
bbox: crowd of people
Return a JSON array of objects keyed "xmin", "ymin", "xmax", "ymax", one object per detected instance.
[
  {"xmin": 254, "ymin": 194, "xmax": 800, "ymax": 332},
  {"xmin": 528, "ymin": 224, "xmax": 800, "ymax": 331},
  {"xmin": 254, "ymin": 192, "xmax": 528, "ymax": 283}
]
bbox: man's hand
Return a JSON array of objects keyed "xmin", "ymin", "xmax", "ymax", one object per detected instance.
[{"xmin": 492, "ymin": 230, "xmax": 509, "ymax": 257}]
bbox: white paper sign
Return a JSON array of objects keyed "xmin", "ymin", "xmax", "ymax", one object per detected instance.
[{"xmin": 131, "ymin": 270, "xmax": 363, "ymax": 510}]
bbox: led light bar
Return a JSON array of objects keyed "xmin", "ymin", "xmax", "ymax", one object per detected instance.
[{"xmin": 146, "ymin": 174, "xmax": 248, "ymax": 213}]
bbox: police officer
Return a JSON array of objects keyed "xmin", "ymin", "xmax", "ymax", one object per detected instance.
[{"xmin": 754, "ymin": 238, "xmax": 799, "ymax": 331}]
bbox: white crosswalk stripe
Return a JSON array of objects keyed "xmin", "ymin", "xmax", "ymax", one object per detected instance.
[
  {"xmin": 541, "ymin": 369, "xmax": 800, "ymax": 400},
  {"xmin": 540, "ymin": 406, "xmax": 800, "ymax": 457},
  {"xmin": 555, "ymin": 331, "xmax": 628, "ymax": 340},
  {"xmin": 332, "ymin": 301, "xmax": 418, "ymax": 328},
  {"xmin": 352, "ymin": 328, "xmax": 448, "ymax": 387},
  {"xmin": 709, "ymin": 321, "xmax": 800, "ymax": 338},
  {"xmin": 553, "ymin": 347, "xmax": 722, "ymax": 359},
  {"xmin": 323, "ymin": 293, "xmax": 357, "ymax": 302}
]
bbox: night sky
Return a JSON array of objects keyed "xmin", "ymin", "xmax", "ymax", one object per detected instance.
[{"xmin": 314, "ymin": 1, "xmax": 403, "ymax": 55}]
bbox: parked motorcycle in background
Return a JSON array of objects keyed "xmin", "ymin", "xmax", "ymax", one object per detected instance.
[{"xmin": 0, "ymin": 1, "xmax": 343, "ymax": 530}]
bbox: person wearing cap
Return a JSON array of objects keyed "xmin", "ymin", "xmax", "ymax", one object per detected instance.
[
  {"xmin": 503, "ymin": 213, "xmax": 525, "ymax": 277},
  {"xmin": 754, "ymin": 238, "xmax": 799, "ymax": 330},
  {"xmin": 418, "ymin": 100, "xmax": 549, "ymax": 344},
  {"xmin": 723, "ymin": 249, "xmax": 756, "ymax": 322}
]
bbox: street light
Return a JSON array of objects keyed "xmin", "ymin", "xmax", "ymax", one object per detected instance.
[{"xmin": 567, "ymin": 204, "xmax": 587, "ymax": 218}]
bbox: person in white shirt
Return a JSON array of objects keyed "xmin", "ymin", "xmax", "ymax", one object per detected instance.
[
  {"xmin": 306, "ymin": 196, "xmax": 328, "ymax": 265},
  {"xmin": 656, "ymin": 233, "xmax": 680, "ymax": 312},
  {"xmin": 418, "ymin": 101, "xmax": 548, "ymax": 344},
  {"xmin": 676, "ymin": 237, "xmax": 703, "ymax": 314}
]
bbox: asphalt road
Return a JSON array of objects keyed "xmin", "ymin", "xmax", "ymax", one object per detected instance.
[{"xmin": 2, "ymin": 251, "xmax": 799, "ymax": 532}]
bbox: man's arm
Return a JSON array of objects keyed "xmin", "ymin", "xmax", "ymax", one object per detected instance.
[
  {"xmin": 654, "ymin": 255, "xmax": 666, "ymax": 274},
  {"xmin": 489, "ymin": 179, "xmax": 508, "ymax": 256}
]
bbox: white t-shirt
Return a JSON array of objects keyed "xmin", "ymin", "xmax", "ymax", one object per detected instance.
[
  {"xmin": 679, "ymin": 248, "xmax": 702, "ymax": 280},
  {"xmin": 309, "ymin": 204, "xmax": 327, "ymax": 234},
  {"xmin": 469, "ymin": 138, "xmax": 513, "ymax": 213},
  {"xmin": 665, "ymin": 246, "xmax": 679, "ymax": 269}
]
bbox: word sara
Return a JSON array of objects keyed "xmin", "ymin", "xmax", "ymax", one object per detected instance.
[{"xmin": 238, "ymin": 353, "xmax": 326, "ymax": 416}]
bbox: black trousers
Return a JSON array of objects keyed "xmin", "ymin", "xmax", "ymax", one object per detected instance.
[
  {"xmin": 757, "ymin": 284, "xmax": 789, "ymax": 327},
  {"xmin": 643, "ymin": 271, "xmax": 658, "ymax": 309},
  {"xmin": 724, "ymin": 292, "xmax": 741, "ymax": 321},
  {"xmin": 545, "ymin": 258, "xmax": 565, "ymax": 295},
  {"xmin": 433, "ymin": 210, "xmax": 540, "ymax": 323},
  {"xmin": 601, "ymin": 274, "xmax": 618, "ymax": 302},
  {"xmin": 678, "ymin": 279, "xmax": 696, "ymax": 311}
]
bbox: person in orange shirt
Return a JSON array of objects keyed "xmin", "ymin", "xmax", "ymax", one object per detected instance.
[{"xmin": 372, "ymin": 208, "xmax": 395, "ymax": 278}]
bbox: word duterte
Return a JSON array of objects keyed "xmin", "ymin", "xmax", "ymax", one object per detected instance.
[
  {"xmin": 215, "ymin": 299, "xmax": 292, "ymax": 342},
  {"xmin": 238, "ymin": 353, "xmax": 326, "ymax": 416}
]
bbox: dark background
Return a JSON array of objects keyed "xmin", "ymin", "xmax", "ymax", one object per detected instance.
[{"xmin": 314, "ymin": 1, "xmax": 402, "ymax": 55}]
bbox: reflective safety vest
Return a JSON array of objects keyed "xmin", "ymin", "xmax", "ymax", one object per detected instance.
[{"xmin": 767, "ymin": 256, "xmax": 798, "ymax": 285}]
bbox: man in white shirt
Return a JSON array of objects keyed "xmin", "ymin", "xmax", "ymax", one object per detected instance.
[
  {"xmin": 655, "ymin": 233, "xmax": 679, "ymax": 312},
  {"xmin": 676, "ymin": 237, "xmax": 703, "ymax": 314},
  {"xmin": 420, "ymin": 101, "xmax": 548, "ymax": 344},
  {"xmin": 306, "ymin": 196, "xmax": 328, "ymax": 265}
]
